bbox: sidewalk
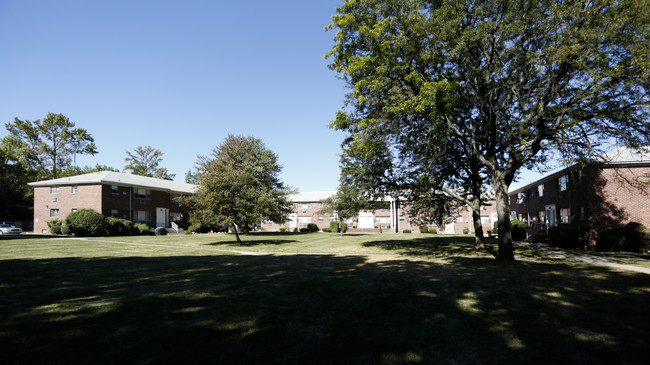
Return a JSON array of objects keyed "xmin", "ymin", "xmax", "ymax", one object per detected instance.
[{"xmin": 516, "ymin": 241, "xmax": 650, "ymax": 275}]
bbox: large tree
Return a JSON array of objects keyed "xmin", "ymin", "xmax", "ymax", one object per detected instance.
[
  {"xmin": 5, "ymin": 113, "xmax": 97, "ymax": 179},
  {"xmin": 124, "ymin": 146, "xmax": 175, "ymax": 180},
  {"xmin": 318, "ymin": 184, "xmax": 367, "ymax": 235},
  {"xmin": 187, "ymin": 135, "xmax": 294, "ymax": 243},
  {"xmin": 0, "ymin": 136, "xmax": 37, "ymax": 221},
  {"xmin": 327, "ymin": 0, "xmax": 650, "ymax": 262}
]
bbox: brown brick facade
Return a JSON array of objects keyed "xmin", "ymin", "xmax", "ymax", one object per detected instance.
[{"xmin": 509, "ymin": 165, "xmax": 650, "ymax": 233}]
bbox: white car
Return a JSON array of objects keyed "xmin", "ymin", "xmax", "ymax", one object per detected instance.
[{"xmin": 0, "ymin": 224, "xmax": 22, "ymax": 235}]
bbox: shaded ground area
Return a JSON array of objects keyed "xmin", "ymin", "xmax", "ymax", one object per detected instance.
[{"xmin": 2, "ymin": 243, "xmax": 649, "ymax": 364}]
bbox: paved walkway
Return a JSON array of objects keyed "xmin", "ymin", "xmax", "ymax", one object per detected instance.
[{"xmin": 516, "ymin": 241, "xmax": 650, "ymax": 275}]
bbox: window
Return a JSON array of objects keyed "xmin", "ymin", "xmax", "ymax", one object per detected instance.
[
  {"xmin": 111, "ymin": 185, "xmax": 119, "ymax": 194},
  {"xmin": 111, "ymin": 209, "xmax": 119, "ymax": 218},
  {"xmin": 560, "ymin": 208, "xmax": 571, "ymax": 224},
  {"xmin": 50, "ymin": 209, "xmax": 59, "ymax": 218},
  {"xmin": 134, "ymin": 210, "xmax": 152, "ymax": 222},
  {"xmin": 456, "ymin": 216, "xmax": 463, "ymax": 223},
  {"xmin": 71, "ymin": 209, "xmax": 77, "ymax": 213},
  {"xmin": 318, "ymin": 216, "xmax": 324, "ymax": 222},
  {"xmin": 399, "ymin": 216, "xmax": 405, "ymax": 222},
  {"xmin": 538, "ymin": 210, "xmax": 546, "ymax": 223},
  {"xmin": 50, "ymin": 186, "xmax": 59, "ymax": 194},
  {"xmin": 298, "ymin": 203, "xmax": 310, "ymax": 210},
  {"xmin": 298, "ymin": 216, "xmax": 311, "ymax": 224},
  {"xmin": 480, "ymin": 216, "xmax": 491, "ymax": 224},
  {"xmin": 71, "ymin": 185, "xmax": 78, "ymax": 194},
  {"xmin": 579, "ymin": 207, "xmax": 585, "ymax": 220},
  {"xmin": 374, "ymin": 216, "xmax": 390, "ymax": 224},
  {"xmin": 134, "ymin": 188, "xmax": 151, "ymax": 199},
  {"xmin": 557, "ymin": 175, "xmax": 569, "ymax": 191},
  {"xmin": 537, "ymin": 184, "xmax": 544, "ymax": 197}
]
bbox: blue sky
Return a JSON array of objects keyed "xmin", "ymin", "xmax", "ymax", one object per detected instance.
[
  {"xmin": 1, "ymin": 0, "xmax": 546, "ymax": 192},
  {"xmin": 0, "ymin": 0, "xmax": 348, "ymax": 191}
]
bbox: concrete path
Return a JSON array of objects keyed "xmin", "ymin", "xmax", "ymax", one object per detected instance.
[{"xmin": 516, "ymin": 241, "xmax": 650, "ymax": 275}]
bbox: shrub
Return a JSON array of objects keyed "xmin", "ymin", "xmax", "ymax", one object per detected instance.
[
  {"xmin": 65, "ymin": 209, "xmax": 107, "ymax": 237},
  {"xmin": 134, "ymin": 223, "xmax": 154, "ymax": 235},
  {"xmin": 623, "ymin": 222, "xmax": 650, "ymax": 253},
  {"xmin": 419, "ymin": 225, "xmax": 429, "ymax": 234},
  {"xmin": 462, "ymin": 226, "xmax": 470, "ymax": 234},
  {"xmin": 279, "ymin": 227, "xmax": 287, "ymax": 232},
  {"xmin": 403, "ymin": 229, "xmax": 411, "ymax": 233},
  {"xmin": 300, "ymin": 227, "xmax": 310, "ymax": 232},
  {"xmin": 430, "ymin": 228, "xmax": 437, "ymax": 234},
  {"xmin": 329, "ymin": 221, "xmax": 347, "ymax": 233},
  {"xmin": 597, "ymin": 226, "xmax": 626, "ymax": 252},
  {"xmin": 548, "ymin": 225, "xmax": 589, "ymax": 250},
  {"xmin": 511, "ymin": 219, "xmax": 527, "ymax": 240},
  {"xmin": 106, "ymin": 217, "xmax": 135, "ymax": 236},
  {"xmin": 322, "ymin": 227, "xmax": 331, "ymax": 232},
  {"xmin": 493, "ymin": 221, "xmax": 498, "ymax": 231},
  {"xmin": 47, "ymin": 219, "xmax": 63, "ymax": 235},
  {"xmin": 60, "ymin": 225, "xmax": 71, "ymax": 235},
  {"xmin": 187, "ymin": 222, "xmax": 219, "ymax": 234},
  {"xmin": 307, "ymin": 223, "xmax": 319, "ymax": 232}
]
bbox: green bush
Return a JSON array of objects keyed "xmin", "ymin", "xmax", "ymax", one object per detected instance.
[
  {"xmin": 419, "ymin": 225, "xmax": 429, "ymax": 234},
  {"xmin": 47, "ymin": 219, "xmax": 63, "ymax": 235},
  {"xmin": 187, "ymin": 222, "xmax": 220, "ymax": 234},
  {"xmin": 279, "ymin": 227, "xmax": 287, "ymax": 232},
  {"xmin": 65, "ymin": 209, "xmax": 107, "ymax": 237},
  {"xmin": 403, "ymin": 229, "xmax": 411, "ymax": 233},
  {"xmin": 60, "ymin": 225, "xmax": 71, "ymax": 235},
  {"xmin": 321, "ymin": 227, "xmax": 331, "ymax": 232},
  {"xmin": 493, "ymin": 221, "xmax": 498, "ymax": 231},
  {"xmin": 134, "ymin": 223, "xmax": 154, "ymax": 235},
  {"xmin": 307, "ymin": 223, "xmax": 319, "ymax": 232},
  {"xmin": 548, "ymin": 225, "xmax": 589, "ymax": 250},
  {"xmin": 430, "ymin": 228, "xmax": 437, "ymax": 234},
  {"xmin": 511, "ymin": 219, "xmax": 527, "ymax": 240},
  {"xmin": 300, "ymin": 227, "xmax": 310, "ymax": 232},
  {"xmin": 623, "ymin": 222, "xmax": 650, "ymax": 253},
  {"xmin": 462, "ymin": 226, "xmax": 470, "ymax": 234},
  {"xmin": 597, "ymin": 226, "xmax": 626, "ymax": 252},
  {"xmin": 106, "ymin": 217, "xmax": 135, "ymax": 236},
  {"xmin": 329, "ymin": 221, "xmax": 347, "ymax": 233}
]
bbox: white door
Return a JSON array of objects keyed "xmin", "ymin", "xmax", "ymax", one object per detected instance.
[
  {"xmin": 156, "ymin": 207, "xmax": 169, "ymax": 228},
  {"xmin": 445, "ymin": 223, "xmax": 455, "ymax": 234},
  {"xmin": 358, "ymin": 212, "xmax": 374, "ymax": 229},
  {"xmin": 545, "ymin": 205, "xmax": 557, "ymax": 228},
  {"xmin": 288, "ymin": 214, "xmax": 297, "ymax": 231}
]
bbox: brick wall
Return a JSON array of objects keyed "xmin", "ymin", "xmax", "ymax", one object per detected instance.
[{"xmin": 33, "ymin": 184, "xmax": 103, "ymax": 233}]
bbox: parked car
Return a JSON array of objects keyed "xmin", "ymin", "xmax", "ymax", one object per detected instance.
[{"xmin": 0, "ymin": 224, "xmax": 22, "ymax": 235}]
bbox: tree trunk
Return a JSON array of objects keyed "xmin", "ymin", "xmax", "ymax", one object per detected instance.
[
  {"xmin": 470, "ymin": 198, "xmax": 486, "ymax": 250},
  {"xmin": 494, "ymin": 175, "xmax": 515, "ymax": 262},
  {"xmin": 233, "ymin": 223, "xmax": 242, "ymax": 245}
]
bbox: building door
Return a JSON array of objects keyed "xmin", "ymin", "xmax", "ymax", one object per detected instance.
[
  {"xmin": 545, "ymin": 205, "xmax": 557, "ymax": 228},
  {"xmin": 358, "ymin": 212, "xmax": 374, "ymax": 229},
  {"xmin": 156, "ymin": 207, "xmax": 169, "ymax": 228},
  {"xmin": 288, "ymin": 214, "xmax": 297, "ymax": 231}
]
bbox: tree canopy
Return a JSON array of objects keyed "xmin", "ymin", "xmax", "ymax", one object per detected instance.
[
  {"xmin": 124, "ymin": 146, "xmax": 175, "ymax": 180},
  {"xmin": 4, "ymin": 113, "xmax": 97, "ymax": 179},
  {"xmin": 187, "ymin": 135, "xmax": 294, "ymax": 243},
  {"xmin": 327, "ymin": 0, "xmax": 650, "ymax": 262}
]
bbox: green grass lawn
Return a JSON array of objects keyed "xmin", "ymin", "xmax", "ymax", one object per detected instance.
[{"xmin": 1, "ymin": 233, "xmax": 649, "ymax": 364}]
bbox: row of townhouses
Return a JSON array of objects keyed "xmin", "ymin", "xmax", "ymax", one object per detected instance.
[{"xmin": 24, "ymin": 146, "xmax": 649, "ymax": 235}]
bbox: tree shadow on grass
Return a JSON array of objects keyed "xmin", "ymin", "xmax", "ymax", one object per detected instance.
[
  {"xmin": 363, "ymin": 235, "xmax": 494, "ymax": 257},
  {"xmin": 1, "ymin": 253, "xmax": 649, "ymax": 364}
]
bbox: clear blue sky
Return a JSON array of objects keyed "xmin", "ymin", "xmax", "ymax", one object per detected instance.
[
  {"xmin": 0, "ymin": 0, "xmax": 348, "ymax": 191},
  {"xmin": 1, "ymin": 0, "xmax": 547, "ymax": 192}
]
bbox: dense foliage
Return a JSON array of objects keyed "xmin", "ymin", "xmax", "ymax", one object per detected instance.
[
  {"xmin": 327, "ymin": 0, "xmax": 650, "ymax": 262},
  {"xmin": 124, "ymin": 145, "xmax": 175, "ymax": 180},
  {"xmin": 65, "ymin": 209, "xmax": 108, "ymax": 237},
  {"xmin": 187, "ymin": 135, "xmax": 294, "ymax": 243}
]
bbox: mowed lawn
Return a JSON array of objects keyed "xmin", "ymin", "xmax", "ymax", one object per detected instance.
[{"xmin": 1, "ymin": 233, "xmax": 649, "ymax": 364}]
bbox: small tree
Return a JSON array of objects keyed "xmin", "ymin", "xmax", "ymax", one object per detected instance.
[
  {"xmin": 187, "ymin": 135, "xmax": 294, "ymax": 244},
  {"xmin": 65, "ymin": 209, "xmax": 107, "ymax": 237},
  {"xmin": 319, "ymin": 185, "xmax": 365, "ymax": 236}
]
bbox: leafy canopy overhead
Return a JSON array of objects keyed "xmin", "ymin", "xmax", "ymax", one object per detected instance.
[{"xmin": 327, "ymin": 0, "xmax": 650, "ymax": 262}]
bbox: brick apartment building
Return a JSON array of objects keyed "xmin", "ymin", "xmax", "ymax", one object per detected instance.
[
  {"xmin": 508, "ymin": 146, "xmax": 650, "ymax": 233},
  {"xmin": 28, "ymin": 171, "xmax": 196, "ymax": 234},
  {"xmin": 264, "ymin": 191, "xmax": 497, "ymax": 234}
]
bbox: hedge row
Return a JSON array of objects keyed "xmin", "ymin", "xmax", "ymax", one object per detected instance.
[
  {"xmin": 548, "ymin": 222, "xmax": 650, "ymax": 253},
  {"xmin": 48, "ymin": 209, "xmax": 154, "ymax": 237}
]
